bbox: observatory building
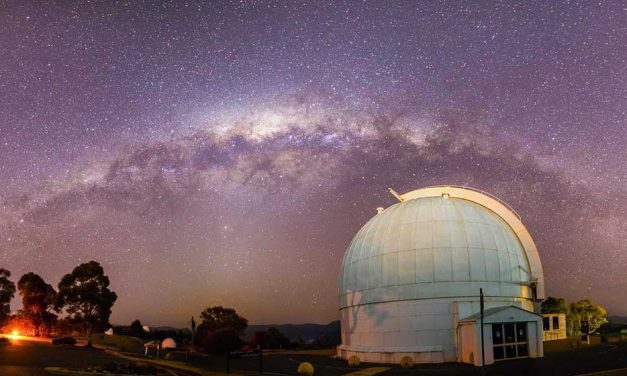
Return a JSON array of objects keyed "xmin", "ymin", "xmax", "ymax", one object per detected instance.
[{"xmin": 338, "ymin": 186, "xmax": 545, "ymax": 365}]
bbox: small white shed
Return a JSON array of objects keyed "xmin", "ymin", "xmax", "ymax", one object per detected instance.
[
  {"xmin": 458, "ymin": 305, "xmax": 543, "ymax": 366},
  {"xmin": 542, "ymin": 313, "xmax": 567, "ymax": 341}
]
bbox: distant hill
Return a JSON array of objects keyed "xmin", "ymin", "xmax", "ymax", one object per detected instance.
[
  {"xmin": 607, "ymin": 316, "xmax": 627, "ymax": 325},
  {"xmin": 244, "ymin": 320, "xmax": 340, "ymax": 343},
  {"xmin": 112, "ymin": 321, "xmax": 340, "ymax": 344},
  {"xmin": 152, "ymin": 326, "xmax": 191, "ymax": 333}
]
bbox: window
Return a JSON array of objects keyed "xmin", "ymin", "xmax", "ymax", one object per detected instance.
[
  {"xmin": 492, "ymin": 324, "xmax": 503, "ymax": 344},
  {"xmin": 505, "ymin": 345, "xmax": 517, "ymax": 358},
  {"xmin": 493, "ymin": 346, "xmax": 504, "ymax": 360},
  {"xmin": 517, "ymin": 323, "xmax": 527, "ymax": 342},
  {"xmin": 552, "ymin": 316, "xmax": 559, "ymax": 330},
  {"xmin": 543, "ymin": 317, "xmax": 550, "ymax": 331},
  {"xmin": 504, "ymin": 323, "xmax": 515, "ymax": 343},
  {"xmin": 492, "ymin": 322, "xmax": 529, "ymax": 361},
  {"xmin": 517, "ymin": 344, "xmax": 528, "ymax": 357}
]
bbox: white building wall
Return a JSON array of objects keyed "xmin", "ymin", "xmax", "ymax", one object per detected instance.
[{"xmin": 339, "ymin": 297, "xmax": 535, "ymax": 364}]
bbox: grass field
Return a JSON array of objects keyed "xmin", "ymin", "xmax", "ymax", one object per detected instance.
[
  {"xmin": 89, "ymin": 333, "xmax": 144, "ymax": 353},
  {"xmin": 543, "ymin": 336, "xmax": 599, "ymax": 352}
]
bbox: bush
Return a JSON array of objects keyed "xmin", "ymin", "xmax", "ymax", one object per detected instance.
[
  {"xmin": 86, "ymin": 362, "xmax": 168, "ymax": 375},
  {"xmin": 347, "ymin": 355, "xmax": 360, "ymax": 367},
  {"xmin": 297, "ymin": 362, "xmax": 314, "ymax": 375},
  {"xmin": 199, "ymin": 328, "xmax": 243, "ymax": 355},
  {"xmin": 400, "ymin": 356, "xmax": 414, "ymax": 368}
]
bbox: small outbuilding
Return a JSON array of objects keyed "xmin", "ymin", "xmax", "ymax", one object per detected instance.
[
  {"xmin": 458, "ymin": 306, "xmax": 543, "ymax": 365},
  {"xmin": 542, "ymin": 313, "xmax": 567, "ymax": 341}
]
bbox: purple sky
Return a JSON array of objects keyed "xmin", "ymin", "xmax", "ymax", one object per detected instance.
[{"xmin": 0, "ymin": 1, "xmax": 625, "ymax": 326}]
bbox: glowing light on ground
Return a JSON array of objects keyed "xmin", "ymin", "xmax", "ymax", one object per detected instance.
[{"xmin": 2, "ymin": 331, "xmax": 49, "ymax": 343}]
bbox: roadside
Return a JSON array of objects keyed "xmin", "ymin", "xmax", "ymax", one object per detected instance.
[
  {"xmin": 3, "ymin": 335, "xmax": 627, "ymax": 376},
  {"xmin": 108, "ymin": 351, "xmax": 240, "ymax": 376}
]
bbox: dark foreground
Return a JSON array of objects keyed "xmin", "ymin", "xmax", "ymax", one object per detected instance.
[
  {"xmin": 1, "ymin": 338, "xmax": 627, "ymax": 376},
  {"xmin": 0, "ymin": 338, "xmax": 194, "ymax": 376},
  {"xmin": 0, "ymin": 338, "xmax": 118, "ymax": 376},
  {"xmin": 221, "ymin": 342, "xmax": 627, "ymax": 375}
]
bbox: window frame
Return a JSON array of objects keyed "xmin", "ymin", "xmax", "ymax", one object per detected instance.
[{"xmin": 492, "ymin": 322, "xmax": 529, "ymax": 361}]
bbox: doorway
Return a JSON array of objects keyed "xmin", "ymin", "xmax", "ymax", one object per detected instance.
[{"xmin": 492, "ymin": 322, "xmax": 529, "ymax": 361}]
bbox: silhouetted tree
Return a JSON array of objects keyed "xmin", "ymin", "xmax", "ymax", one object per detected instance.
[
  {"xmin": 57, "ymin": 261, "xmax": 117, "ymax": 335},
  {"xmin": 541, "ymin": 297, "xmax": 570, "ymax": 315},
  {"xmin": 266, "ymin": 327, "xmax": 290, "ymax": 349},
  {"xmin": 0, "ymin": 269, "xmax": 16, "ymax": 327},
  {"xmin": 17, "ymin": 272, "xmax": 57, "ymax": 336},
  {"xmin": 201, "ymin": 327, "xmax": 243, "ymax": 354},
  {"xmin": 251, "ymin": 331, "xmax": 268, "ymax": 348},
  {"xmin": 199, "ymin": 306, "xmax": 248, "ymax": 332},
  {"xmin": 195, "ymin": 306, "xmax": 247, "ymax": 354},
  {"xmin": 130, "ymin": 319, "xmax": 144, "ymax": 338}
]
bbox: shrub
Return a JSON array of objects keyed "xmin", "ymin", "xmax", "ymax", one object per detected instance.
[
  {"xmin": 200, "ymin": 328, "xmax": 243, "ymax": 355},
  {"xmin": 88, "ymin": 362, "xmax": 167, "ymax": 375},
  {"xmin": 347, "ymin": 355, "xmax": 360, "ymax": 367},
  {"xmin": 297, "ymin": 362, "xmax": 314, "ymax": 375},
  {"xmin": 400, "ymin": 356, "xmax": 414, "ymax": 368}
]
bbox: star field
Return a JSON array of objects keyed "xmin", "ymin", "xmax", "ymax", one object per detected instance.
[{"xmin": 0, "ymin": 1, "xmax": 625, "ymax": 326}]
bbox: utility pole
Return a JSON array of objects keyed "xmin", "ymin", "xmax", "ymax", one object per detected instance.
[
  {"xmin": 480, "ymin": 288, "xmax": 485, "ymax": 368},
  {"xmin": 190, "ymin": 316, "xmax": 196, "ymax": 350}
]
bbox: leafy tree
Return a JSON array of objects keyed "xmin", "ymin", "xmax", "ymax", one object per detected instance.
[
  {"xmin": 57, "ymin": 261, "xmax": 117, "ymax": 335},
  {"xmin": 251, "ymin": 330, "xmax": 269, "ymax": 348},
  {"xmin": 200, "ymin": 327, "xmax": 243, "ymax": 355},
  {"xmin": 56, "ymin": 316, "xmax": 82, "ymax": 337},
  {"xmin": 17, "ymin": 272, "xmax": 57, "ymax": 336},
  {"xmin": 195, "ymin": 306, "xmax": 247, "ymax": 354},
  {"xmin": 570, "ymin": 299, "xmax": 608, "ymax": 335},
  {"xmin": 199, "ymin": 306, "xmax": 248, "ymax": 333},
  {"xmin": 6, "ymin": 314, "xmax": 35, "ymax": 335},
  {"xmin": 251, "ymin": 328, "xmax": 290, "ymax": 349},
  {"xmin": 266, "ymin": 327, "xmax": 290, "ymax": 349},
  {"xmin": 541, "ymin": 297, "xmax": 570, "ymax": 314},
  {"xmin": 130, "ymin": 319, "xmax": 144, "ymax": 338},
  {"xmin": 0, "ymin": 269, "xmax": 16, "ymax": 326}
]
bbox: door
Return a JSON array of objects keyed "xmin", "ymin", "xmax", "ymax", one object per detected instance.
[{"xmin": 492, "ymin": 322, "xmax": 528, "ymax": 361}]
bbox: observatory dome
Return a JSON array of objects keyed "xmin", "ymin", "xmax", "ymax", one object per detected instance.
[
  {"xmin": 338, "ymin": 186, "xmax": 544, "ymax": 364},
  {"xmin": 161, "ymin": 338, "xmax": 177, "ymax": 349}
]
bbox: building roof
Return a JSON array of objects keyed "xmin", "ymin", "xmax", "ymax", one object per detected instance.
[
  {"xmin": 461, "ymin": 305, "xmax": 541, "ymax": 321},
  {"xmin": 339, "ymin": 186, "xmax": 545, "ymax": 309}
]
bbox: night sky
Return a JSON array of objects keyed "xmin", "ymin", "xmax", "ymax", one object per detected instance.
[{"xmin": 0, "ymin": 1, "xmax": 625, "ymax": 327}]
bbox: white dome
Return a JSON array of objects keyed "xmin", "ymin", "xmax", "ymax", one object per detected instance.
[
  {"xmin": 340, "ymin": 196, "xmax": 532, "ymax": 306},
  {"xmin": 338, "ymin": 186, "xmax": 544, "ymax": 364},
  {"xmin": 161, "ymin": 338, "xmax": 176, "ymax": 349}
]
